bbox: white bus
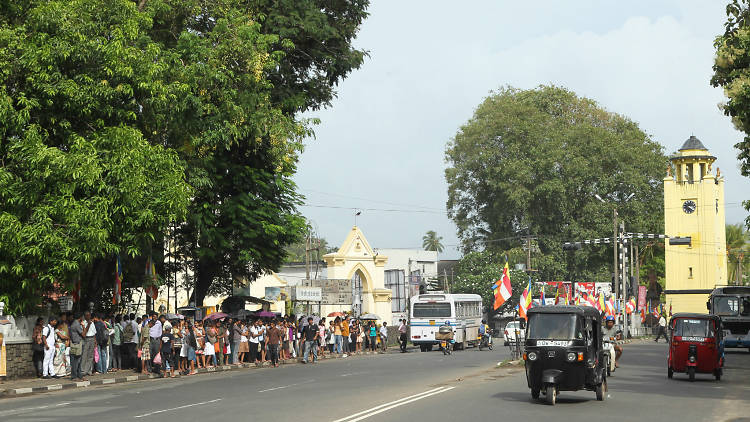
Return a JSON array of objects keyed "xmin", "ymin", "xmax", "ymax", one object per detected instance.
[{"xmin": 409, "ymin": 293, "xmax": 483, "ymax": 351}]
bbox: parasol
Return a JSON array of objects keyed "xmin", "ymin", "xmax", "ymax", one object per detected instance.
[
  {"xmin": 204, "ymin": 312, "xmax": 230, "ymax": 320},
  {"xmin": 358, "ymin": 313, "xmax": 380, "ymax": 320}
]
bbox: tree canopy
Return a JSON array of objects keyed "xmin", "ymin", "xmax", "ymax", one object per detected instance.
[
  {"xmin": 422, "ymin": 230, "xmax": 444, "ymax": 253},
  {"xmin": 712, "ymin": 0, "xmax": 750, "ymax": 224},
  {"xmin": 0, "ymin": 0, "xmax": 370, "ymax": 313},
  {"xmin": 445, "ymin": 86, "xmax": 667, "ymax": 283}
]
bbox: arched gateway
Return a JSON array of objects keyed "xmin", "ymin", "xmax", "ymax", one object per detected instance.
[{"xmin": 323, "ymin": 227, "xmax": 392, "ymax": 322}]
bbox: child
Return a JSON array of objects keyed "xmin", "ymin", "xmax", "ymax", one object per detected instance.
[{"xmin": 159, "ymin": 325, "xmax": 175, "ymax": 378}]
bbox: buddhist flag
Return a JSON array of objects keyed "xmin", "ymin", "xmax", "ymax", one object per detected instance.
[
  {"xmin": 519, "ymin": 278, "xmax": 533, "ymax": 319},
  {"xmin": 145, "ymin": 256, "xmax": 159, "ymax": 300},
  {"xmin": 540, "ymin": 287, "xmax": 546, "ymax": 306},
  {"xmin": 625, "ymin": 297, "xmax": 636, "ymax": 314},
  {"xmin": 493, "ymin": 261, "xmax": 512, "ymax": 310},
  {"xmin": 555, "ymin": 283, "xmax": 565, "ymax": 305},
  {"xmin": 598, "ymin": 293, "xmax": 606, "ymax": 312},
  {"xmin": 113, "ymin": 255, "xmax": 123, "ymax": 305},
  {"xmin": 72, "ymin": 276, "xmax": 81, "ymax": 303},
  {"xmin": 606, "ymin": 296, "xmax": 616, "ymax": 316}
]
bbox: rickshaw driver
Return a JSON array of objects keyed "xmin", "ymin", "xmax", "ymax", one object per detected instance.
[{"xmin": 602, "ymin": 316, "xmax": 622, "ymax": 367}]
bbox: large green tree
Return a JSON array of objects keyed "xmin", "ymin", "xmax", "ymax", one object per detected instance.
[
  {"xmin": 422, "ymin": 230, "xmax": 444, "ymax": 253},
  {"xmin": 726, "ymin": 223, "xmax": 749, "ymax": 284},
  {"xmin": 445, "ymin": 86, "xmax": 667, "ymax": 283},
  {"xmin": 0, "ymin": 0, "xmax": 371, "ymax": 311},
  {"xmin": 712, "ymin": 0, "xmax": 750, "ymax": 224},
  {"xmin": 0, "ymin": 0, "xmax": 191, "ymax": 314}
]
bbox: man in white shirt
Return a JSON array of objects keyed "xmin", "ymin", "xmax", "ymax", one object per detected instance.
[
  {"xmin": 81, "ymin": 311, "xmax": 97, "ymax": 376},
  {"xmin": 42, "ymin": 316, "xmax": 57, "ymax": 378},
  {"xmin": 398, "ymin": 319, "xmax": 408, "ymax": 353},
  {"xmin": 655, "ymin": 315, "xmax": 668, "ymax": 343},
  {"xmin": 249, "ymin": 320, "xmax": 261, "ymax": 364},
  {"xmin": 379, "ymin": 322, "xmax": 388, "ymax": 352}
]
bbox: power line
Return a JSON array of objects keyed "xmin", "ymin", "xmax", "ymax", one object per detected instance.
[{"xmin": 299, "ymin": 188, "xmax": 446, "ymax": 212}]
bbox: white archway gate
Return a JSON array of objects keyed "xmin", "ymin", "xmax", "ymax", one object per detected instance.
[{"xmin": 323, "ymin": 227, "xmax": 392, "ymax": 322}]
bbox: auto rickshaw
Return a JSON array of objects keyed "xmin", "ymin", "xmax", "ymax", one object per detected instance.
[
  {"xmin": 667, "ymin": 313, "xmax": 724, "ymax": 382},
  {"xmin": 524, "ymin": 306, "xmax": 607, "ymax": 405}
]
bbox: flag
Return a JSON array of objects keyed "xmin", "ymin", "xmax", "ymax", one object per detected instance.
[
  {"xmin": 653, "ymin": 303, "xmax": 662, "ymax": 318},
  {"xmin": 72, "ymin": 276, "xmax": 81, "ymax": 303},
  {"xmin": 113, "ymin": 255, "xmax": 123, "ymax": 305},
  {"xmin": 564, "ymin": 283, "xmax": 572, "ymax": 305},
  {"xmin": 145, "ymin": 256, "xmax": 159, "ymax": 301},
  {"xmin": 493, "ymin": 260, "xmax": 512, "ymax": 310},
  {"xmin": 540, "ymin": 287, "xmax": 546, "ymax": 306},
  {"xmin": 555, "ymin": 283, "xmax": 566, "ymax": 305},
  {"xmin": 598, "ymin": 293, "xmax": 605, "ymax": 312},
  {"xmin": 606, "ymin": 296, "xmax": 616, "ymax": 316},
  {"xmin": 625, "ymin": 297, "xmax": 636, "ymax": 314},
  {"xmin": 519, "ymin": 278, "xmax": 533, "ymax": 319}
]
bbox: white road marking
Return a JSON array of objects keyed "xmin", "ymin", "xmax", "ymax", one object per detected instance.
[
  {"xmin": 133, "ymin": 398, "xmax": 222, "ymax": 418},
  {"xmin": 0, "ymin": 402, "xmax": 71, "ymax": 417},
  {"xmin": 332, "ymin": 386, "xmax": 455, "ymax": 422},
  {"xmin": 340, "ymin": 371, "xmax": 367, "ymax": 377},
  {"xmin": 257, "ymin": 379, "xmax": 314, "ymax": 393}
]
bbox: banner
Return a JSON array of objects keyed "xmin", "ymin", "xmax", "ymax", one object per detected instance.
[
  {"xmin": 264, "ymin": 287, "xmax": 281, "ymax": 302},
  {"xmin": 0, "ymin": 332, "xmax": 5, "ymax": 377},
  {"xmin": 638, "ymin": 285, "xmax": 647, "ymax": 310}
]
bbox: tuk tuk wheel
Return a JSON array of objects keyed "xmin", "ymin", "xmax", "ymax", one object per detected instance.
[
  {"xmin": 595, "ymin": 381, "xmax": 605, "ymax": 401},
  {"xmin": 531, "ymin": 389, "xmax": 540, "ymax": 400},
  {"xmin": 606, "ymin": 361, "xmax": 611, "ymax": 377},
  {"xmin": 668, "ymin": 367, "xmax": 673, "ymax": 379},
  {"xmin": 545, "ymin": 385, "xmax": 556, "ymax": 405},
  {"xmin": 688, "ymin": 367, "xmax": 696, "ymax": 382}
]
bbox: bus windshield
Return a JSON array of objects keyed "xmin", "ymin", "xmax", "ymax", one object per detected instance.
[
  {"xmin": 713, "ymin": 296, "xmax": 739, "ymax": 316},
  {"xmin": 412, "ymin": 303, "xmax": 451, "ymax": 318},
  {"xmin": 673, "ymin": 319, "xmax": 713, "ymax": 338},
  {"xmin": 527, "ymin": 314, "xmax": 579, "ymax": 340}
]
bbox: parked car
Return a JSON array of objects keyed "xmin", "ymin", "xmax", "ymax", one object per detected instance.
[{"xmin": 504, "ymin": 320, "xmax": 525, "ymax": 345}]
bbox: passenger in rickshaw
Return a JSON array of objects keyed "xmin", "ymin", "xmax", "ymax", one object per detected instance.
[{"xmin": 602, "ymin": 316, "xmax": 622, "ymax": 367}]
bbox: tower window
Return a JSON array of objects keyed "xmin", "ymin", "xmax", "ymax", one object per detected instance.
[
  {"xmin": 700, "ymin": 163, "xmax": 706, "ymax": 180},
  {"xmin": 716, "ymin": 199, "xmax": 719, "ymax": 214},
  {"xmin": 688, "ymin": 267, "xmax": 693, "ymax": 278},
  {"xmin": 686, "ymin": 165, "xmax": 693, "ymax": 183}
]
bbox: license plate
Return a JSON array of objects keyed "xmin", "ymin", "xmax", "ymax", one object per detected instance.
[
  {"xmin": 538, "ymin": 340, "xmax": 569, "ymax": 347},
  {"xmin": 683, "ymin": 337, "xmax": 705, "ymax": 342}
]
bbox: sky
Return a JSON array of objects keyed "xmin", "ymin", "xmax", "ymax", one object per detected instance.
[{"xmin": 294, "ymin": 1, "xmax": 750, "ymax": 260}]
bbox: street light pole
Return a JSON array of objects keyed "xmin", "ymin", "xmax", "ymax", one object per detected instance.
[{"xmin": 613, "ymin": 207, "xmax": 619, "ymax": 300}]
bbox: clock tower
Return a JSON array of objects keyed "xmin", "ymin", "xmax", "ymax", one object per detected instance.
[{"xmin": 664, "ymin": 136, "xmax": 727, "ymax": 314}]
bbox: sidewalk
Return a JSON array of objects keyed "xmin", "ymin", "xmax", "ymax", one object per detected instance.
[{"xmin": 0, "ymin": 347, "xmax": 413, "ymax": 398}]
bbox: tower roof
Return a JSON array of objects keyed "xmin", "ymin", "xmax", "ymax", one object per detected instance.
[{"xmin": 679, "ymin": 135, "xmax": 708, "ymax": 151}]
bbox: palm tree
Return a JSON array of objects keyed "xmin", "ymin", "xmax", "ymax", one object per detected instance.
[
  {"xmin": 726, "ymin": 223, "xmax": 750, "ymax": 285},
  {"xmin": 422, "ymin": 231, "xmax": 444, "ymax": 253}
]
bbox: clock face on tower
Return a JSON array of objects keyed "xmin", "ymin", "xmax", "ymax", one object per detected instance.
[{"xmin": 683, "ymin": 200, "xmax": 696, "ymax": 214}]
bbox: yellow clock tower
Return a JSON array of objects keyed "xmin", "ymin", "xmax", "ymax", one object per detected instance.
[{"xmin": 664, "ymin": 136, "xmax": 727, "ymax": 314}]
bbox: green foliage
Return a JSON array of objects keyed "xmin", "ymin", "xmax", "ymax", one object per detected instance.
[
  {"xmin": 0, "ymin": 0, "xmax": 371, "ymax": 311},
  {"xmin": 422, "ymin": 230, "xmax": 444, "ymax": 253},
  {"xmin": 445, "ymin": 86, "xmax": 667, "ymax": 284},
  {"xmin": 0, "ymin": 0, "xmax": 190, "ymax": 314},
  {"xmin": 284, "ymin": 235, "xmax": 335, "ymax": 263},
  {"xmin": 451, "ymin": 250, "xmax": 537, "ymax": 314},
  {"xmin": 712, "ymin": 0, "xmax": 750, "ymax": 222},
  {"xmin": 726, "ymin": 223, "xmax": 750, "ymax": 284}
]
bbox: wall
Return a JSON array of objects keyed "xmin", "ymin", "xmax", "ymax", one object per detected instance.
[{"xmin": 3, "ymin": 341, "xmax": 35, "ymax": 380}]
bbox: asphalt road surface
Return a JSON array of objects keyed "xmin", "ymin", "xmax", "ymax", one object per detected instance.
[{"xmin": 1, "ymin": 342, "xmax": 748, "ymax": 422}]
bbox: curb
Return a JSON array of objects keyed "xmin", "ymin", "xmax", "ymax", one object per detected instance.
[{"xmin": 0, "ymin": 350, "xmax": 386, "ymax": 398}]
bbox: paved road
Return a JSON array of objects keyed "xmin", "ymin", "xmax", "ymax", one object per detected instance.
[{"xmin": 1, "ymin": 342, "xmax": 748, "ymax": 422}]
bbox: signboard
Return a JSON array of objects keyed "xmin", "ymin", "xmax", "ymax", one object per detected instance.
[
  {"xmin": 292, "ymin": 286, "xmax": 322, "ymax": 302},
  {"xmin": 264, "ymin": 287, "xmax": 281, "ymax": 302},
  {"xmin": 233, "ymin": 286, "xmax": 251, "ymax": 297},
  {"xmin": 301, "ymin": 279, "xmax": 352, "ymax": 305},
  {"xmin": 58, "ymin": 295, "xmax": 73, "ymax": 312},
  {"xmin": 638, "ymin": 285, "xmax": 647, "ymax": 310}
]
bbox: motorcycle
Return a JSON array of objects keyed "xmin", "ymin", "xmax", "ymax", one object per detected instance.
[
  {"xmin": 436, "ymin": 325, "xmax": 454, "ymax": 356},
  {"xmin": 603, "ymin": 340, "xmax": 616, "ymax": 376},
  {"xmin": 440, "ymin": 338, "xmax": 454, "ymax": 355},
  {"xmin": 478, "ymin": 330, "xmax": 493, "ymax": 351}
]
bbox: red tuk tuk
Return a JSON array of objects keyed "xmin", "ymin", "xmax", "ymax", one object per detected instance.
[{"xmin": 667, "ymin": 313, "xmax": 724, "ymax": 382}]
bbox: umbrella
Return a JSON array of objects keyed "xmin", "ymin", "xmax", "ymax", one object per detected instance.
[
  {"xmin": 166, "ymin": 313, "xmax": 184, "ymax": 320},
  {"xmin": 327, "ymin": 311, "xmax": 345, "ymax": 318},
  {"xmin": 204, "ymin": 312, "xmax": 230, "ymax": 320},
  {"xmin": 254, "ymin": 311, "xmax": 276, "ymax": 318},
  {"xmin": 359, "ymin": 313, "xmax": 380, "ymax": 320}
]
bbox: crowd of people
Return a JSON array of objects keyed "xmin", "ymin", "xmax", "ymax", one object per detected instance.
[{"xmin": 32, "ymin": 312, "xmax": 410, "ymax": 382}]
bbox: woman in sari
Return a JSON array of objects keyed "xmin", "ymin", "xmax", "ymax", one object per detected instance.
[{"xmin": 54, "ymin": 320, "xmax": 70, "ymax": 377}]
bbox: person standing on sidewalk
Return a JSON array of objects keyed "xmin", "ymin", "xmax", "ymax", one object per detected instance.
[
  {"xmin": 69, "ymin": 313, "xmax": 84, "ymax": 381},
  {"xmin": 41, "ymin": 316, "xmax": 57, "ymax": 378},
  {"xmin": 398, "ymin": 319, "xmax": 408, "ymax": 353},
  {"xmin": 341, "ymin": 316, "xmax": 350, "ymax": 357},
  {"xmin": 81, "ymin": 312, "xmax": 97, "ymax": 377},
  {"xmin": 655, "ymin": 315, "xmax": 668, "ymax": 343},
  {"xmin": 122, "ymin": 314, "xmax": 139, "ymax": 370},
  {"xmin": 333, "ymin": 317, "xmax": 343, "ymax": 355},
  {"xmin": 267, "ymin": 320, "xmax": 282, "ymax": 367},
  {"xmin": 149, "ymin": 314, "xmax": 163, "ymax": 372},
  {"xmin": 232, "ymin": 319, "xmax": 242, "ymax": 366},
  {"xmin": 111, "ymin": 315, "xmax": 122, "ymax": 372},
  {"xmin": 379, "ymin": 322, "xmax": 388, "ymax": 353},
  {"xmin": 302, "ymin": 317, "xmax": 319, "ymax": 363},
  {"xmin": 368, "ymin": 322, "xmax": 377, "ymax": 352}
]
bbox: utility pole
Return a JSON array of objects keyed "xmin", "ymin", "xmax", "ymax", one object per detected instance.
[
  {"xmin": 613, "ymin": 208, "xmax": 619, "ymax": 300},
  {"xmin": 305, "ymin": 230, "xmax": 311, "ymax": 281}
]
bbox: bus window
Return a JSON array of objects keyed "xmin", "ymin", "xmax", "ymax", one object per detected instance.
[
  {"xmin": 413, "ymin": 303, "xmax": 452, "ymax": 318},
  {"xmin": 714, "ymin": 297, "xmax": 739, "ymax": 316}
]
